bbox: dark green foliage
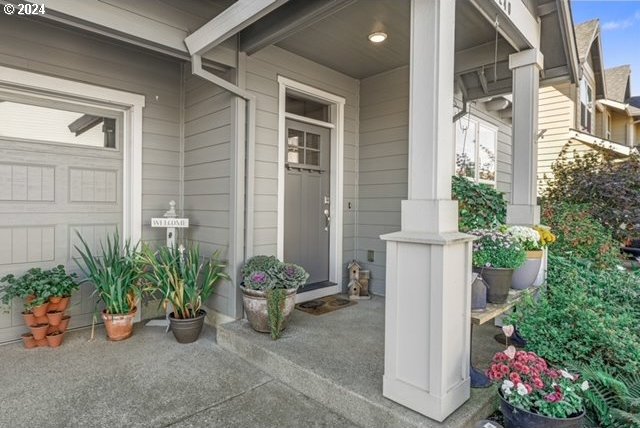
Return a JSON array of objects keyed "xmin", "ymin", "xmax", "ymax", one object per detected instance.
[
  {"xmin": 542, "ymin": 202, "xmax": 620, "ymax": 269},
  {"xmin": 451, "ymin": 175, "xmax": 506, "ymax": 232},
  {"xmin": 267, "ymin": 288, "xmax": 286, "ymax": 340},
  {"xmin": 509, "ymin": 255, "xmax": 640, "ymax": 378},
  {"xmin": 545, "ymin": 147, "xmax": 640, "ymax": 242},
  {"xmin": 241, "ymin": 255, "xmax": 282, "ymax": 282},
  {"xmin": 0, "ymin": 265, "xmax": 78, "ymax": 309},
  {"xmin": 575, "ymin": 365, "xmax": 640, "ymax": 428},
  {"xmin": 241, "ymin": 256, "xmax": 308, "ymax": 290}
]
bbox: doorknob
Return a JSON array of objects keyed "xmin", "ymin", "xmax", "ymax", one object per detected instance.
[{"xmin": 323, "ymin": 208, "xmax": 330, "ymax": 231}]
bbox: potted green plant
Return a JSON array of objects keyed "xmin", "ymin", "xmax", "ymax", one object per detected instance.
[
  {"xmin": 75, "ymin": 231, "xmax": 143, "ymax": 341},
  {"xmin": 240, "ymin": 256, "xmax": 308, "ymax": 339},
  {"xmin": 470, "ymin": 229, "xmax": 526, "ymax": 303},
  {"xmin": 503, "ymin": 225, "xmax": 543, "ymax": 290},
  {"xmin": 488, "ymin": 329, "xmax": 587, "ymax": 428},
  {"xmin": 44, "ymin": 265, "xmax": 79, "ymax": 312},
  {"xmin": 139, "ymin": 244, "xmax": 229, "ymax": 343}
]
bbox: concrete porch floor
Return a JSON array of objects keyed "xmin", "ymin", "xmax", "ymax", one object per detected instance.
[
  {"xmin": 0, "ymin": 324, "xmax": 357, "ymax": 427},
  {"xmin": 218, "ymin": 295, "xmax": 503, "ymax": 428}
]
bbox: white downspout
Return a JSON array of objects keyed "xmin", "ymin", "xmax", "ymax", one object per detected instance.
[{"xmin": 191, "ymin": 54, "xmax": 256, "ymax": 259}]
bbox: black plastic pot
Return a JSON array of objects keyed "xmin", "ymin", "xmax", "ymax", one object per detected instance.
[
  {"xmin": 500, "ymin": 392, "xmax": 585, "ymax": 428},
  {"xmin": 169, "ymin": 310, "xmax": 206, "ymax": 343},
  {"xmin": 480, "ymin": 267, "xmax": 513, "ymax": 304}
]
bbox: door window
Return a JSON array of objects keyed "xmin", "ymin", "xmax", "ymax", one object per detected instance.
[{"xmin": 287, "ymin": 129, "xmax": 321, "ymax": 168}]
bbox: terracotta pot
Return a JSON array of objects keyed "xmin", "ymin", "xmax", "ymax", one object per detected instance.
[
  {"xmin": 46, "ymin": 311, "xmax": 63, "ymax": 326},
  {"xmin": 169, "ymin": 310, "xmax": 206, "ymax": 344},
  {"xmin": 46, "ymin": 331, "xmax": 64, "ymax": 348},
  {"xmin": 25, "ymin": 295, "xmax": 36, "ymax": 304},
  {"xmin": 31, "ymin": 303, "xmax": 49, "ymax": 318},
  {"xmin": 21, "ymin": 333, "xmax": 37, "ymax": 349},
  {"xmin": 58, "ymin": 315, "xmax": 71, "ymax": 332},
  {"xmin": 101, "ymin": 307, "xmax": 137, "ymax": 341},
  {"xmin": 35, "ymin": 338, "xmax": 48, "ymax": 347},
  {"xmin": 30, "ymin": 324, "xmax": 49, "ymax": 341},
  {"xmin": 500, "ymin": 391, "xmax": 584, "ymax": 428},
  {"xmin": 34, "ymin": 315, "xmax": 48, "ymax": 325},
  {"xmin": 22, "ymin": 311, "xmax": 36, "ymax": 327},
  {"xmin": 241, "ymin": 287, "xmax": 297, "ymax": 333},
  {"xmin": 49, "ymin": 296, "xmax": 62, "ymax": 304},
  {"xmin": 512, "ymin": 250, "xmax": 544, "ymax": 290},
  {"xmin": 57, "ymin": 296, "xmax": 71, "ymax": 312}
]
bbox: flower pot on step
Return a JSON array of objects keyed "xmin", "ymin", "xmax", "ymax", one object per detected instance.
[
  {"xmin": 512, "ymin": 250, "xmax": 543, "ymax": 290},
  {"xmin": 241, "ymin": 287, "xmax": 297, "ymax": 333},
  {"xmin": 46, "ymin": 331, "xmax": 64, "ymax": 348},
  {"xmin": 58, "ymin": 315, "xmax": 71, "ymax": 333},
  {"xmin": 30, "ymin": 324, "xmax": 49, "ymax": 341},
  {"xmin": 169, "ymin": 310, "xmax": 206, "ymax": 343},
  {"xmin": 479, "ymin": 267, "xmax": 513, "ymax": 304},
  {"xmin": 46, "ymin": 311, "xmax": 63, "ymax": 326},
  {"xmin": 21, "ymin": 333, "xmax": 37, "ymax": 349},
  {"xmin": 31, "ymin": 303, "xmax": 49, "ymax": 318},
  {"xmin": 22, "ymin": 311, "xmax": 36, "ymax": 327},
  {"xmin": 101, "ymin": 307, "xmax": 136, "ymax": 341},
  {"xmin": 500, "ymin": 391, "xmax": 585, "ymax": 428}
]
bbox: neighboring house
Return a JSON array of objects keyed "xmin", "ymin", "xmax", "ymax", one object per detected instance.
[
  {"xmin": 0, "ymin": 0, "xmax": 575, "ymax": 422},
  {"xmin": 538, "ymin": 19, "xmax": 639, "ymax": 192}
]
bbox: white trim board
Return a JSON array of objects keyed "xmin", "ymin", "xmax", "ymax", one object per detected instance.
[
  {"xmin": 277, "ymin": 75, "xmax": 345, "ymax": 301},
  {"xmin": 0, "ymin": 65, "xmax": 145, "ymax": 246}
]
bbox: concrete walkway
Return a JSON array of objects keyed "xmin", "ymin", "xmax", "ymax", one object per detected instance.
[{"xmin": 0, "ymin": 324, "xmax": 357, "ymax": 427}]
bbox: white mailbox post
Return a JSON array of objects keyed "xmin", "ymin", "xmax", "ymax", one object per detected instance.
[{"xmin": 147, "ymin": 200, "xmax": 190, "ymax": 329}]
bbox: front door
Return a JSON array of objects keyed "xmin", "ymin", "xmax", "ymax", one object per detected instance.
[{"xmin": 284, "ymin": 119, "xmax": 331, "ymax": 290}]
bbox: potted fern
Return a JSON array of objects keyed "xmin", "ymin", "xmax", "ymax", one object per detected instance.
[
  {"xmin": 75, "ymin": 231, "xmax": 143, "ymax": 341},
  {"xmin": 139, "ymin": 245, "xmax": 229, "ymax": 343},
  {"xmin": 240, "ymin": 256, "xmax": 308, "ymax": 339}
]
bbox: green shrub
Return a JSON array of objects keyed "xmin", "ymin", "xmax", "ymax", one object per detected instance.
[
  {"xmin": 508, "ymin": 255, "xmax": 640, "ymax": 378},
  {"xmin": 545, "ymin": 147, "xmax": 640, "ymax": 241},
  {"xmin": 452, "ymin": 175, "xmax": 506, "ymax": 232},
  {"xmin": 542, "ymin": 202, "xmax": 620, "ymax": 268}
]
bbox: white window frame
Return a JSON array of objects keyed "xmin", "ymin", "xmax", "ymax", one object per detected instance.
[
  {"xmin": 454, "ymin": 115, "xmax": 498, "ymax": 186},
  {"xmin": 0, "ymin": 66, "xmax": 145, "ymax": 246},
  {"xmin": 580, "ymin": 79, "xmax": 593, "ymax": 133}
]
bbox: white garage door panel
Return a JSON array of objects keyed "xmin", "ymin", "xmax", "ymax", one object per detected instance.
[{"xmin": 0, "ymin": 137, "xmax": 123, "ymax": 343}]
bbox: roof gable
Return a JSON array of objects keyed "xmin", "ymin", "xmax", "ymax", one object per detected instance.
[
  {"xmin": 605, "ymin": 65, "xmax": 631, "ymax": 103},
  {"xmin": 574, "ymin": 19, "xmax": 606, "ymax": 99}
]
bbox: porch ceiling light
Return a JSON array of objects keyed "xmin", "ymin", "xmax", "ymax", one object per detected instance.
[{"xmin": 368, "ymin": 32, "xmax": 387, "ymax": 43}]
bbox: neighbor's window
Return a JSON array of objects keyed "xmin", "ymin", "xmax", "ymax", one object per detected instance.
[
  {"xmin": 580, "ymin": 79, "xmax": 593, "ymax": 133},
  {"xmin": 455, "ymin": 116, "xmax": 497, "ymax": 185},
  {"xmin": 0, "ymin": 99, "xmax": 118, "ymax": 148}
]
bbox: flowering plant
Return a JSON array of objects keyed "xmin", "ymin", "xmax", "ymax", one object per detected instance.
[
  {"xmin": 489, "ymin": 326, "xmax": 587, "ymax": 419},
  {"xmin": 534, "ymin": 224, "xmax": 556, "ymax": 247},
  {"xmin": 241, "ymin": 256, "xmax": 308, "ymax": 290},
  {"xmin": 503, "ymin": 225, "xmax": 541, "ymax": 251},
  {"xmin": 470, "ymin": 229, "xmax": 526, "ymax": 269}
]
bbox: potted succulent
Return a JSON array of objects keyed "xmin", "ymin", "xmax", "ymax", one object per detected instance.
[
  {"xmin": 470, "ymin": 229, "xmax": 526, "ymax": 303},
  {"xmin": 488, "ymin": 328, "xmax": 587, "ymax": 428},
  {"xmin": 503, "ymin": 225, "xmax": 543, "ymax": 290},
  {"xmin": 75, "ymin": 231, "xmax": 143, "ymax": 341},
  {"xmin": 240, "ymin": 256, "xmax": 308, "ymax": 339},
  {"xmin": 139, "ymin": 244, "xmax": 229, "ymax": 343}
]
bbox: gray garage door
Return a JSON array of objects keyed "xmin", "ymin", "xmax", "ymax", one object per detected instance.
[{"xmin": 0, "ymin": 95, "xmax": 123, "ymax": 343}]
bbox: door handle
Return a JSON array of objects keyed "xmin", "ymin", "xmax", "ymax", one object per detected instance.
[{"xmin": 323, "ymin": 208, "xmax": 330, "ymax": 231}]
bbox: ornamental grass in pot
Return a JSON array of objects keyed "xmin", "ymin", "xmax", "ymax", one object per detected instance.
[
  {"xmin": 488, "ymin": 327, "xmax": 588, "ymax": 428},
  {"xmin": 241, "ymin": 256, "xmax": 308, "ymax": 339},
  {"xmin": 139, "ymin": 244, "xmax": 229, "ymax": 344},
  {"xmin": 75, "ymin": 231, "xmax": 143, "ymax": 341},
  {"xmin": 470, "ymin": 229, "xmax": 526, "ymax": 303}
]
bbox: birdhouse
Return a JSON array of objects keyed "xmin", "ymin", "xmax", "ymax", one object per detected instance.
[
  {"xmin": 348, "ymin": 279, "xmax": 361, "ymax": 299},
  {"xmin": 348, "ymin": 260, "xmax": 361, "ymax": 281}
]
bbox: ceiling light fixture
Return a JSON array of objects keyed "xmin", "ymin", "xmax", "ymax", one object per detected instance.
[{"xmin": 368, "ymin": 32, "xmax": 387, "ymax": 43}]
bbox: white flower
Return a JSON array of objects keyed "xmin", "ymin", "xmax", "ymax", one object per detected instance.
[
  {"xmin": 517, "ymin": 383, "xmax": 528, "ymax": 396},
  {"xmin": 581, "ymin": 381, "xmax": 590, "ymax": 391},
  {"xmin": 559, "ymin": 369, "xmax": 574, "ymax": 380},
  {"xmin": 502, "ymin": 380, "xmax": 514, "ymax": 396}
]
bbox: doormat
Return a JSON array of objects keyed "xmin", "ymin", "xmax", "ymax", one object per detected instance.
[{"xmin": 295, "ymin": 295, "xmax": 356, "ymax": 315}]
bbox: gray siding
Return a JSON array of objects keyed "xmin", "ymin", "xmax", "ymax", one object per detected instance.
[
  {"xmin": 0, "ymin": 15, "xmax": 182, "ymax": 245},
  {"xmin": 183, "ymin": 66, "xmax": 234, "ymax": 315},
  {"xmin": 245, "ymin": 46, "xmax": 359, "ymax": 286},
  {"xmin": 357, "ymin": 66, "xmax": 512, "ymax": 295}
]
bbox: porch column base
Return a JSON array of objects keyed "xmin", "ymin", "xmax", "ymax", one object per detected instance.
[
  {"xmin": 380, "ymin": 230, "xmax": 474, "ymax": 422},
  {"xmin": 507, "ymin": 204, "xmax": 540, "ymax": 225}
]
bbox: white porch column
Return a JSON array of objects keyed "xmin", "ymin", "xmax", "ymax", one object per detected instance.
[
  {"xmin": 507, "ymin": 49, "xmax": 543, "ymax": 225},
  {"xmin": 380, "ymin": 0, "xmax": 474, "ymax": 421}
]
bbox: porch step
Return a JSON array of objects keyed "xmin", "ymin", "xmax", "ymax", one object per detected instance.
[{"xmin": 216, "ymin": 297, "xmax": 497, "ymax": 428}]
